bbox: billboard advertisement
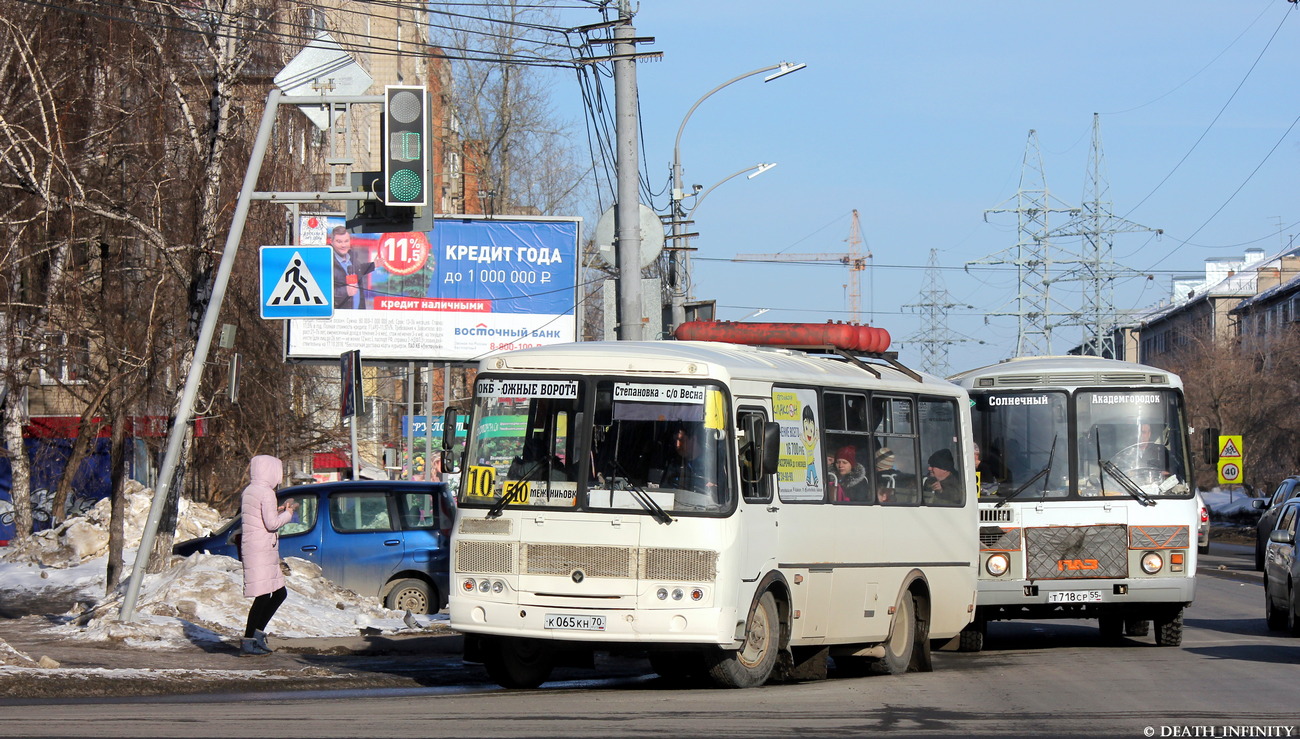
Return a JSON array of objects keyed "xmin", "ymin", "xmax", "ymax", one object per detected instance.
[{"xmin": 285, "ymin": 215, "xmax": 581, "ymax": 362}]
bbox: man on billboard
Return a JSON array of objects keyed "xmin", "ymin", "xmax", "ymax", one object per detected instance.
[{"xmin": 330, "ymin": 226, "xmax": 375, "ymax": 309}]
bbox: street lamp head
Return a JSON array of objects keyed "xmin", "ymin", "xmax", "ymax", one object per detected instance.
[
  {"xmin": 764, "ymin": 62, "xmax": 806, "ymax": 82},
  {"xmin": 747, "ymin": 162, "xmax": 777, "ymax": 179}
]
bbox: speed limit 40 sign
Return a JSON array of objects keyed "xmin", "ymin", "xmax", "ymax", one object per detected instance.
[{"xmin": 1218, "ymin": 459, "xmax": 1242, "ymax": 485}]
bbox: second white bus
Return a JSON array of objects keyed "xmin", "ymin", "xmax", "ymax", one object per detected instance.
[
  {"xmin": 445, "ymin": 324, "xmax": 978, "ymax": 688},
  {"xmin": 950, "ymin": 355, "xmax": 1198, "ymax": 649}
]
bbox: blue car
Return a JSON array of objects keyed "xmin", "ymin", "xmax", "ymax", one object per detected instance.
[{"xmin": 174, "ymin": 480, "xmax": 454, "ymax": 614}]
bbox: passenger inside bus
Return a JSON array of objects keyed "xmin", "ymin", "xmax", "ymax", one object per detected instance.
[
  {"xmin": 874, "ymin": 447, "xmax": 909, "ymax": 503},
  {"xmin": 923, "ymin": 449, "xmax": 962, "ymax": 505},
  {"xmin": 828, "ymin": 445, "xmax": 870, "ymax": 502}
]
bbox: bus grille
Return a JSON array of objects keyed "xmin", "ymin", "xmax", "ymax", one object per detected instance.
[
  {"xmin": 459, "ymin": 518, "xmax": 512, "ymax": 535},
  {"xmin": 980, "ymin": 508, "xmax": 1014, "ymax": 523},
  {"xmin": 1026, "ymin": 525, "xmax": 1127, "ymax": 579},
  {"xmin": 1130, "ymin": 525, "xmax": 1189, "ymax": 549},
  {"xmin": 980, "ymin": 526, "xmax": 1021, "ymax": 550},
  {"xmin": 522, "ymin": 544, "xmax": 636, "ymax": 578},
  {"xmin": 457, "ymin": 540, "xmax": 517, "ymax": 574},
  {"xmin": 641, "ymin": 548, "xmax": 718, "ymax": 581},
  {"xmin": 458, "ymin": 542, "xmax": 720, "ymax": 582}
]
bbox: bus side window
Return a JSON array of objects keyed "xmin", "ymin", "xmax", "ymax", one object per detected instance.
[{"xmin": 738, "ymin": 408, "xmax": 772, "ymax": 504}]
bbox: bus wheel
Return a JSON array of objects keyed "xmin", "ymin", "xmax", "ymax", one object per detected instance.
[
  {"xmin": 957, "ymin": 619, "xmax": 985, "ymax": 653},
  {"xmin": 482, "ymin": 637, "xmax": 555, "ymax": 689},
  {"xmin": 873, "ymin": 593, "xmax": 917, "ymax": 675},
  {"xmin": 705, "ymin": 591, "xmax": 779, "ymax": 688},
  {"xmin": 1154, "ymin": 609, "xmax": 1183, "ymax": 647},
  {"xmin": 1123, "ymin": 618, "xmax": 1149, "ymax": 637},
  {"xmin": 649, "ymin": 650, "xmax": 705, "ymax": 682},
  {"xmin": 1097, "ymin": 616, "xmax": 1123, "ymax": 641}
]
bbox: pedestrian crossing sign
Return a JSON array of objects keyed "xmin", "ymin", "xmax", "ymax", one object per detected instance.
[{"xmin": 260, "ymin": 246, "xmax": 333, "ymax": 319}]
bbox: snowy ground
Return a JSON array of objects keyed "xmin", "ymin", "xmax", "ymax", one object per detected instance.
[{"xmin": 0, "ymin": 483, "xmax": 440, "ymax": 666}]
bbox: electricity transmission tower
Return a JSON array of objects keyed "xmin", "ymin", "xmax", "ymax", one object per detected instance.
[
  {"xmin": 734, "ymin": 209, "xmax": 869, "ymax": 322},
  {"xmin": 1045, "ymin": 114, "xmax": 1160, "ymax": 358},
  {"xmin": 968, "ymin": 130, "xmax": 1080, "ymax": 356},
  {"xmin": 903, "ymin": 249, "xmax": 974, "ymax": 376}
]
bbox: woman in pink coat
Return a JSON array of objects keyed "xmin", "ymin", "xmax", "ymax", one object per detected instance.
[{"xmin": 240, "ymin": 455, "xmax": 297, "ymax": 655}]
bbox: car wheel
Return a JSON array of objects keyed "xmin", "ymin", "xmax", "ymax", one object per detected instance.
[
  {"xmin": 1265, "ymin": 575, "xmax": 1286, "ymax": 631},
  {"xmin": 1289, "ymin": 580, "xmax": 1300, "ymax": 637},
  {"xmin": 384, "ymin": 578, "xmax": 433, "ymax": 615}
]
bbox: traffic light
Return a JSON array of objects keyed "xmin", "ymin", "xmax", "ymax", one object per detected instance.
[{"xmin": 383, "ymin": 85, "xmax": 428, "ymax": 207}]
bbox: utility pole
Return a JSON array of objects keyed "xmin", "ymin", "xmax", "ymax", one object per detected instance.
[
  {"xmin": 903, "ymin": 249, "xmax": 974, "ymax": 376},
  {"xmin": 613, "ymin": 1, "xmax": 644, "ymax": 340},
  {"xmin": 969, "ymin": 130, "xmax": 1080, "ymax": 356},
  {"xmin": 734, "ymin": 209, "xmax": 868, "ymax": 322}
]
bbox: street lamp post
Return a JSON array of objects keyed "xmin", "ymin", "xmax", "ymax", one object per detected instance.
[{"xmin": 667, "ymin": 62, "xmax": 805, "ymax": 330}]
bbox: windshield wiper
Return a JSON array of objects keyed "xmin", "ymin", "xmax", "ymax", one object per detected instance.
[
  {"xmin": 609, "ymin": 459, "xmax": 674, "ymax": 525},
  {"xmin": 1096, "ymin": 433, "xmax": 1155, "ymax": 507},
  {"xmin": 486, "ymin": 486, "xmax": 519, "ymax": 518},
  {"xmin": 1098, "ymin": 459, "xmax": 1156, "ymax": 507},
  {"xmin": 996, "ymin": 435, "xmax": 1057, "ymax": 509}
]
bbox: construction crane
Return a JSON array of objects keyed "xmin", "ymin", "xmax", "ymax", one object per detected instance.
[{"xmin": 733, "ymin": 209, "xmax": 869, "ymax": 322}]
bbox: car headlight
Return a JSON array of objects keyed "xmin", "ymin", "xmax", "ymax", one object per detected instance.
[
  {"xmin": 985, "ymin": 553, "xmax": 1010, "ymax": 577},
  {"xmin": 1140, "ymin": 551, "xmax": 1163, "ymax": 574}
]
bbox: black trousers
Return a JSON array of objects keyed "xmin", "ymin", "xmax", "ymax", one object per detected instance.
[{"xmin": 244, "ymin": 586, "xmax": 287, "ymax": 638}]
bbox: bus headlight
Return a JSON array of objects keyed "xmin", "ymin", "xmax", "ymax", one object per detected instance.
[
  {"xmin": 656, "ymin": 588, "xmax": 669, "ymax": 600},
  {"xmin": 985, "ymin": 553, "xmax": 1010, "ymax": 577},
  {"xmin": 462, "ymin": 578, "xmax": 476, "ymax": 592},
  {"xmin": 1140, "ymin": 552, "xmax": 1164, "ymax": 574}
]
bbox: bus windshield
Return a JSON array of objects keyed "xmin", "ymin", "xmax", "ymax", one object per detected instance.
[
  {"xmin": 1077, "ymin": 388, "xmax": 1192, "ymax": 499},
  {"xmin": 588, "ymin": 380, "xmax": 733, "ymax": 514},
  {"xmin": 460, "ymin": 378, "xmax": 583, "ymax": 510},
  {"xmin": 971, "ymin": 391, "xmax": 1069, "ymax": 500}
]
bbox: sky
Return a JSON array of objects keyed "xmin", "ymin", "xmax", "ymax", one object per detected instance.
[{"xmin": 534, "ymin": 1, "xmax": 1300, "ymax": 371}]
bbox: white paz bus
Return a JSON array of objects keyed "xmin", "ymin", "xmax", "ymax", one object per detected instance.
[
  {"xmin": 949, "ymin": 356, "xmax": 1198, "ymax": 649},
  {"xmin": 444, "ymin": 322, "xmax": 978, "ymax": 689}
]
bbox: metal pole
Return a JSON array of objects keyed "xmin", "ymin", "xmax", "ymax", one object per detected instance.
[
  {"xmin": 613, "ymin": 6, "xmax": 643, "ymax": 341},
  {"xmin": 406, "ymin": 361, "xmax": 415, "ymax": 480},
  {"xmin": 668, "ymin": 63, "xmax": 804, "ymax": 331},
  {"xmin": 119, "ymin": 90, "xmax": 284, "ymax": 621},
  {"xmin": 425, "ymin": 361, "xmax": 434, "ymax": 480}
]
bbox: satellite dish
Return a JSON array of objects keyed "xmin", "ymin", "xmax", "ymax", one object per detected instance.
[{"xmin": 595, "ymin": 204, "xmax": 666, "ymax": 269}]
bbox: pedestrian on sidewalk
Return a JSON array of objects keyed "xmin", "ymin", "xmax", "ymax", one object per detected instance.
[{"xmin": 240, "ymin": 454, "xmax": 297, "ymax": 656}]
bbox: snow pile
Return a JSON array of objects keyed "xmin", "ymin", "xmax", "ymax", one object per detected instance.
[
  {"xmin": 56, "ymin": 553, "xmax": 417, "ymax": 647},
  {"xmin": 0, "ymin": 482, "xmax": 226, "ymax": 568},
  {"xmin": 0, "ymin": 483, "xmax": 443, "ymax": 648}
]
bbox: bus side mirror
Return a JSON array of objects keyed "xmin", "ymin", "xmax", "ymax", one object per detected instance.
[
  {"xmin": 1203, "ymin": 427, "xmax": 1219, "ymax": 466},
  {"xmin": 442, "ymin": 407, "xmax": 462, "ymax": 474},
  {"xmin": 761, "ymin": 422, "xmax": 781, "ymax": 476}
]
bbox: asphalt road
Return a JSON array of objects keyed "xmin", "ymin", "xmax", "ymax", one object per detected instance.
[{"xmin": 1, "ymin": 540, "xmax": 1294, "ymax": 738}]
